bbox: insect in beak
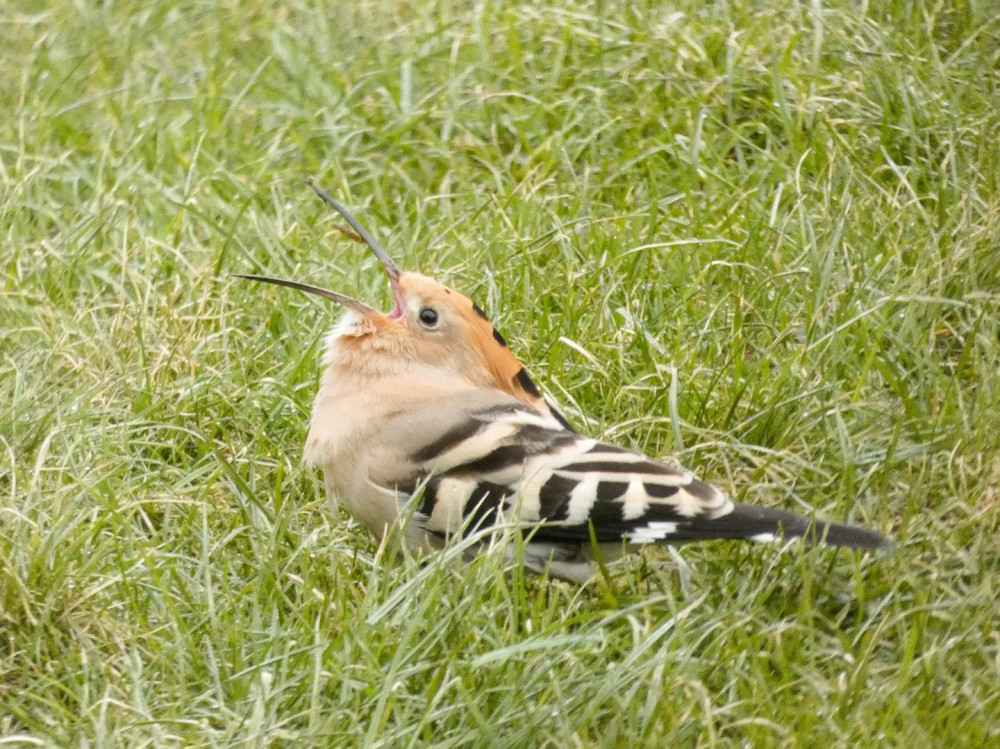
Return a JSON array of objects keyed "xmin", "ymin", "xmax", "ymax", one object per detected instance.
[{"xmin": 234, "ymin": 177, "xmax": 406, "ymax": 320}]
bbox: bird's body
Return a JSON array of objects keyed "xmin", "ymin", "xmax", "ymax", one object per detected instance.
[{"xmin": 239, "ymin": 181, "xmax": 891, "ymax": 582}]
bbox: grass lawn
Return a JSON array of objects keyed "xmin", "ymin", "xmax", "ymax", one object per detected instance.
[{"xmin": 2, "ymin": 0, "xmax": 999, "ymax": 746}]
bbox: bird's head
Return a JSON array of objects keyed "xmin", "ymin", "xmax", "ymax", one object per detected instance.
[{"xmin": 237, "ymin": 179, "xmax": 548, "ymax": 409}]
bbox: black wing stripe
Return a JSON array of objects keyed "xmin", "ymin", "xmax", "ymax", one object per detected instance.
[
  {"xmin": 446, "ymin": 444, "xmax": 528, "ymax": 476},
  {"xmin": 684, "ymin": 478, "xmax": 722, "ymax": 502},
  {"xmin": 462, "ymin": 482, "xmax": 510, "ymax": 533},
  {"xmin": 538, "ymin": 473, "xmax": 577, "ymax": 521},
  {"xmin": 558, "ymin": 460, "xmax": 685, "ymax": 476},
  {"xmin": 417, "ymin": 481, "xmax": 439, "ymax": 518},
  {"xmin": 515, "ymin": 426, "xmax": 578, "ymax": 450},
  {"xmin": 645, "ymin": 483, "xmax": 679, "ymax": 499},
  {"xmin": 547, "ymin": 403, "xmax": 576, "ymax": 432},
  {"xmin": 596, "ymin": 481, "xmax": 629, "ymax": 502},
  {"xmin": 411, "ymin": 418, "xmax": 486, "ymax": 462},
  {"xmin": 585, "ymin": 443, "xmax": 636, "ymax": 455}
]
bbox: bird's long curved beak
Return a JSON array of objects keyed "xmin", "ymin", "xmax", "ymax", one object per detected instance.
[
  {"xmin": 305, "ymin": 178, "xmax": 401, "ymax": 282},
  {"xmin": 235, "ymin": 178, "xmax": 407, "ymax": 319},
  {"xmin": 231, "ymin": 274, "xmax": 380, "ymax": 317},
  {"xmin": 306, "ymin": 178, "xmax": 407, "ymax": 319}
]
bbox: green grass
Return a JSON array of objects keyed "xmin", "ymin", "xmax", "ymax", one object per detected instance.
[{"xmin": 2, "ymin": 0, "xmax": 999, "ymax": 746}]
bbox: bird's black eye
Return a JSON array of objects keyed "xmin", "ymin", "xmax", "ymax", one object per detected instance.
[{"xmin": 418, "ymin": 307, "xmax": 439, "ymax": 328}]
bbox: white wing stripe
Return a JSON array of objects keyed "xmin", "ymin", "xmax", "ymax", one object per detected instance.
[
  {"xmin": 563, "ymin": 475, "xmax": 600, "ymax": 524},
  {"xmin": 628, "ymin": 522, "xmax": 679, "ymax": 543},
  {"xmin": 674, "ymin": 488, "xmax": 716, "ymax": 518},
  {"xmin": 566, "ymin": 451, "xmax": 647, "ymax": 465},
  {"xmin": 620, "ymin": 481, "xmax": 651, "ymax": 520},
  {"xmin": 484, "ymin": 410, "xmax": 565, "ymax": 430},
  {"xmin": 424, "ymin": 477, "xmax": 476, "ymax": 532}
]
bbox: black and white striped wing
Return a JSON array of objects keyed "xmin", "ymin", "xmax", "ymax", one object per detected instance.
[
  {"xmin": 391, "ymin": 400, "xmax": 735, "ymax": 544},
  {"xmin": 380, "ymin": 397, "xmax": 890, "ymax": 550}
]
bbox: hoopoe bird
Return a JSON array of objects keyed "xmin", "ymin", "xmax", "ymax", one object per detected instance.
[{"xmin": 237, "ymin": 180, "xmax": 892, "ymax": 583}]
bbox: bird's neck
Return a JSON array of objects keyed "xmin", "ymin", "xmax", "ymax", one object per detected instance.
[{"xmin": 303, "ymin": 353, "xmax": 477, "ymax": 468}]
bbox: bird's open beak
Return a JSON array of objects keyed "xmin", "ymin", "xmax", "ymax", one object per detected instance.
[
  {"xmin": 231, "ymin": 274, "xmax": 381, "ymax": 317},
  {"xmin": 234, "ymin": 178, "xmax": 406, "ymax": 320}
]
